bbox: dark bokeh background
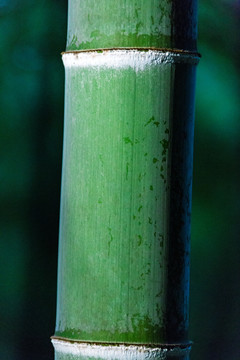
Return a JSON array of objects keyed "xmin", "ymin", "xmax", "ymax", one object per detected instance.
[{"xmin": 0, "ymin": 1, "xmax": 239, "ymax": 359}]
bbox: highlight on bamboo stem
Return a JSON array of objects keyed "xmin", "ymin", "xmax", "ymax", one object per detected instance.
[{"xmin": 52, "ymin": 1, "xmax": 199, "ymax": 359}]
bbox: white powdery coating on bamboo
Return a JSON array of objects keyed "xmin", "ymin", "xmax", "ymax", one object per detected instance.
[
  {"xmin": 62, "ymin": 50, "xmax": 199, "ymax": 71},
  {"xmin": 52, "ymin": 339, "xmax": 191, "ymax": 359}
]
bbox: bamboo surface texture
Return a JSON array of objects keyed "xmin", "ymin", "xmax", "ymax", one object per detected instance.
[{"xmin": 52, "ymin": 1, "xmax": 199, "ymax": 359}]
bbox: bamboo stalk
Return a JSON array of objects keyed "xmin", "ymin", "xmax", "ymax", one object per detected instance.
[{"xmin": 52, "ymin": 1, "xmax": 199, "ymax": 359}]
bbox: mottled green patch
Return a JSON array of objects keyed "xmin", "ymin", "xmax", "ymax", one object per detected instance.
[
  {"xmin": 135, "ymin": 21, "xmax": 143, "ymax": 33},
  {"xmin": 90, "ymin": 29, "xmax": 101, "ymax": 38},
  {"xmin": 66, "ymin": 32, "xmax": 175, "ymax": 51},
  {"xmin": 55, "ymin": 318, "xmax": 166, "ymax": 344},
  {"xmin": 123, "ymin": 136, "xmax": 133, "ymax": 145},
  {"xmin": 153, "ymin": 157, "xmax": 158, "ymax": 164},
  {"xmin": 138, "ymin": 172, "xmax": 146, "ymax": 181},
  {"xmin": 137, "ymin": 235, "xmax": 143, "ymax": 246},
  {"xmin": 145, "ymin": 267, "xmax": 151, "ymax": 275},
  {"xmin": 159, "ymin": 234, "xmax": 164, "ymax": 247},
  {"xmin": 160, "ymin": 138, "xmax": 169, "ymax": 156},
  {"xmin": 131, "ymin": 285, "xmax": 143, "ymax": 291},
  {"xmin": 68, "ymin": 35, "xmax": 79, "ymax": 50},
  {"xmin": 144, "ymin": 116, "xmax": 155, "ymax": 127}
]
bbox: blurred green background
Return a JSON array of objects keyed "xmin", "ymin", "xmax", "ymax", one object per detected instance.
[{"xmin": 0, "ymin": 1, "xmax": 239, "ymax": 359}]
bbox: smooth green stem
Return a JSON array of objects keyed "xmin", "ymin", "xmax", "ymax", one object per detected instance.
[
  {"xmin": 53, "ymin": 1, "xmax": 199, "ymax": 359},
  {"xmin": 66, "ymin": 0, "xmax": 198, "ymax": 51}
]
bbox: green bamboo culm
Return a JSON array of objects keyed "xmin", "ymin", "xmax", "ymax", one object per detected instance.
[{"xmin": 52, "ymin": 1, "xmax": 199, "ymax": 359}]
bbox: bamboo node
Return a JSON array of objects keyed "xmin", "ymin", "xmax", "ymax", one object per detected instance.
[
  {"xmin": 51, "ymin": 337, "xmax": 192, "ymax": 359},
  {"xmin": 61, "ymin": 49, "xmax": 200, "ymax": 70}
]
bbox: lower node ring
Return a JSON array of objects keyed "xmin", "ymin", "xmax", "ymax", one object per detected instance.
[{"xmin": 52, "ymin": 338, "xmax": 192, "ymax": 359}]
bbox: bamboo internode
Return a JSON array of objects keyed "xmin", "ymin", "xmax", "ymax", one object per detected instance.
[{"xmin": 53, "ymin": 1, "xmax": 199, "ymax": 359}]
